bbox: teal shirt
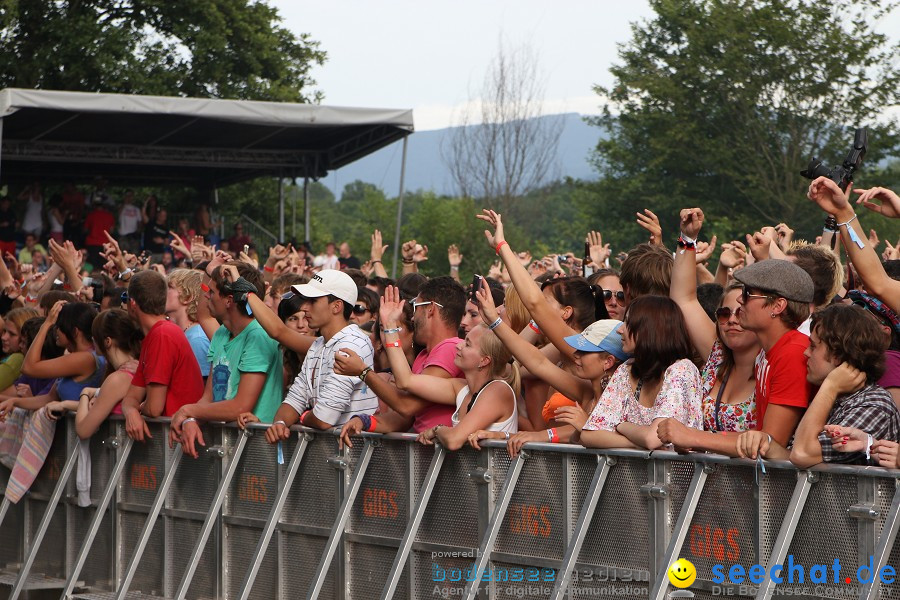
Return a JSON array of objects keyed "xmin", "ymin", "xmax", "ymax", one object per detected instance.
[{"xmin": 207, "ymin": 320, "xmax": 283, "ymax": 423}]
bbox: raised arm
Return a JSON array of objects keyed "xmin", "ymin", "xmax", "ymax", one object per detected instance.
[
  {"xmin": 474, "ymin": 280, "xmax": 590, "ymax": 403},
  {"xmin": 221, "ymin": 264, "xmax": 315, "ymax": 353},
  {"xmin": 476, "ymin": 209, "xmax": 578, "ymax": 359},
  {"xmin": 670, "ymin": 208, "xmax": 717, "ymax": 359},
  {"xmin": 380, "ymin": 285, "xmax": 460, "ymax": 403},
  {"xmin": 23, "ymin": 301, "xmax": 95, "ymax": 379},
  {"xmin": 808, "ymin": 178, "xmax": 900, "ymax": 313}
]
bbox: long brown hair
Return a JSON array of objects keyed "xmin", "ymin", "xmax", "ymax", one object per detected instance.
[
  {"xmin": 625, "ymin": 296, "xmax": 695, "ymax": 382},
  {"xmin": 92, "ymin": 309, "xmax": 143, "ymax": 376}
]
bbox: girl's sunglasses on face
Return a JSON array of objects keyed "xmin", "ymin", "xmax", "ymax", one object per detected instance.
[
  {"xmin": 603, "ymin": 290, "xmax": 625, "ymax": 302},
  {"xmin": 352, "ymin": 304, "xmax": 370, "ymax": 315},
  {"xmin": 715, "ymin": 307, "xmax": 737, "ymax": 323}
]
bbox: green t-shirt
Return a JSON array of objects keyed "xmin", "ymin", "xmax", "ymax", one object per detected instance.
[
  {"xmin": 0, "ymin": 352, "xmax": 24, "ymax": 391},
  {"xmin": 207, "ymin": 320, "xmax": 283, "ymax": 423}
]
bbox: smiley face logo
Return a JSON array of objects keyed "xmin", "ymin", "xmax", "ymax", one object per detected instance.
[{"xmin": 667, "ymin": 558, "xmax": 696, "ymax": 588}]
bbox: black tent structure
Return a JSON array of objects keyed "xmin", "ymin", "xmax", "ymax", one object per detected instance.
[{"xmin": 0, "ymin": 88, "xmax": 414, "ymax": 270}]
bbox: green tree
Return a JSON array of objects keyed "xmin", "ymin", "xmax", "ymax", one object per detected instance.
[
  {"xmin": 590, "ymin": 0, "xmax": 900, "ymax": 243},
  {"xmin": 0, "ymin": 0, "xmax": 326, "ymax": 102}
]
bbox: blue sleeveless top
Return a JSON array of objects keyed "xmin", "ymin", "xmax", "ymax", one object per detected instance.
[{"xmin": 56, "ymin": 351, "xmax": 106, "ymax": 401}]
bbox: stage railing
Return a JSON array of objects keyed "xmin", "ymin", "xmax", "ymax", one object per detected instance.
[{"xmin": 0, "ymin": 416, "xmax": 899, "ymax": 600}]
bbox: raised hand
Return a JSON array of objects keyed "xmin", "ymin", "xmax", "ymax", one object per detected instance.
[
  {"xmin": 774, "ymin": 223, "xmax": 794, "ymax": 250},
  {"xmin": 476, "ymin": 209, "xmax": 506, "ymax": 249},
  {"xmin": 719, "ymin": 241, "xmax": 747, "ymax": 270},
  {"xmin": 695, "ymin": 236, "xmax": 717, "ymax": 263},
  {"xmin": 636, "ymin": 209, "xmax": 663, "ymax": 246},
  {"xmin": 868, "ymin": 229, "xmax": 880, "ymax": 250},
  {"xmin": 854, "ymin": 186, "xmax": 900, "ymax": 219},
  {"xmin": 169, "ymin": 232, "xmax": 190, "ymax": 257},
  {"xmin": 413, "ymin": 243, "xmax": 429, "ymax": 263},
  {"xmin": 746, "ymin": 231, "xmax": 773, "ymax": 262},
  {"xmin": 379, "ymin": 285, "xmax": 405, "ymax": 328},
  {"xmin": 586, "ymin": 230, "xmax": 610, "ymax": 266},
  {"xmin": 679, "ymin": 208, "xmax": 704, "ymax": 239},
  {"xmin": 447, "ymin": 244, "xmax": 463, "ymax": 268},
  {"xmin": 474, "ymin": 277, "xmax": 500, "ymax": 325},
  {"xmin": 401, "ymin": 240, "xmax": 417, "ymax": 262},
  {"xmin": 371, "ymin": 230, "xmax": 388, "ymax": 262},
  {"xmin": 807, "ymin": 176, "xmax": 852, "ymax": 216}
]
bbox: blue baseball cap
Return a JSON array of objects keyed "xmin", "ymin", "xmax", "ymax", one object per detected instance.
[{"xmin": 563, "ymin": 319, "xmax": 630, "ymax": 361}]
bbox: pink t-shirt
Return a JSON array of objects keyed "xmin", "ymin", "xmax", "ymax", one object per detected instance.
[{"xmin": 411, "ymin": 337, "xmax": 463, "ymax": 433}]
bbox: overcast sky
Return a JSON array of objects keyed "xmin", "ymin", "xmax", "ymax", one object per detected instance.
[{"xmin": 272, "ymin": 1, "xmax": 656, "ymax": 130}]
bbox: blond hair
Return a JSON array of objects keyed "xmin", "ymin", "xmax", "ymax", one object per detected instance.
[
  {"xmin": 477, "ymin": 325, "xmax": 521, "ymax": 397},
  {"xmin": 503, "ymin": 285, "xmax": 530, "ymax": 334},
  {"xmin": 167, "ymin": 269, "xmax": 203, "ymax": 323}
]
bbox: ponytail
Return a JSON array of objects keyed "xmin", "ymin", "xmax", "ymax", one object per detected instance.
[{"xmin": 589, "ymin": 284, "xmax": 610, "ymax": 321}]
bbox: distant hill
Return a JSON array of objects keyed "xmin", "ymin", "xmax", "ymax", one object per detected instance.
[{"xmin": 321, "ymin": 113, "xmax": 601, "ymax": 197}]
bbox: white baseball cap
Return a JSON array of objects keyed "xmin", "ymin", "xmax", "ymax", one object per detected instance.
[{"xmin": 291, "ymin": 269, "xmax": 358, "ymax": 306}]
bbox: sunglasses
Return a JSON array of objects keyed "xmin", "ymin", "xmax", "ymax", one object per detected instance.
[
  {"xmin": 120, "ymin": 291, "xmax": 129, "ymax": 304},
  {"xmin": 851, "ymin": 300, "xmax": 892, "ymax": 329},
  {"xmin": 715, "ymin": 307, "xmax": 737, "ymax": 323},
  {"xmin": 352, "ymin": 304, "xmax": 371, "ymax": 315},
  {"xmin": 603, "ymin": 290, "xmax": 625, "ymax": 302},
  {"xmin": 740, "ymin": 287, "xmax": 771, "ymax": 304},
  {"xmin": 409, "ymin": 299, "xmax": 444, "ymax": 310}
]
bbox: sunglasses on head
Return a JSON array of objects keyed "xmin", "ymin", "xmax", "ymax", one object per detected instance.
[
  {"xmin": 603, "ymin": 290, "xmax": 625, "ymax": 302},
  {"xmin": 352, "ymin": 304, "xmax": 370, "ymax": 315}
]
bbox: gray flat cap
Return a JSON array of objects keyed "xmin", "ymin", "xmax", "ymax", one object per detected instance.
[{"xmin": 733, "ymin": 259, "xmax": 814, "ymax": 303}]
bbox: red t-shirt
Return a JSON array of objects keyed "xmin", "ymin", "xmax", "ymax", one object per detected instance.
[
  {"xmin": 411, "ymin": 337, "xmax": 464, "ymax": 433},
  {"xmin": 754, "ymin": 329, "xmax": 812, "ymax": 428},
  {"xmin": 84, "ymin": 209, "xmax": 115, "ymax": 246},
  {"xmin": 131, "ymin": 320, "xmax": 204, "ymax": 416}
]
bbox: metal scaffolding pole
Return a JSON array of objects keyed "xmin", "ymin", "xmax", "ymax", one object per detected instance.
[
  {"xmin": 303, "ymin": 177, "xmax": 310, "ymax": 244},
  {"xmin": 391, "ymin": 136, "xmax": 409, "ymax": 278},
  {"xmin": 278, "ymin": 175, "xmax": 284, "ymax": 243}
]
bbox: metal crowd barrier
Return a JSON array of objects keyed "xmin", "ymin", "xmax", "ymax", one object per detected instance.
[{"xmin": 0, "ymin": 415, "xmax": 899, "ymax": 600}]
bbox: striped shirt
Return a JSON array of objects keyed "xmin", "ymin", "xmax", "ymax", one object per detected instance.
[{"xmin": 282, "ymin": 324, "xmax": 377, "ymax": 426}]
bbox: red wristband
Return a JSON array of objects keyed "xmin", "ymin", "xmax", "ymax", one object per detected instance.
[
  {"xmin": 368, "ymin": 415, "xmax": 378, "ymax": 432},
  {"xmin": 384, "ymin": 340, "xmax": 401, "ymax": 348},
  {"xmin": 300, "ymin": 410, "xmax": 310, "ymax": 425},
  {"xmin": 528, "ymin": 320, "xmax": 541, "ymax": 334},
  {"xmin": 549, "ymin": 428, "xmax": 560, "ymax": 443},
  {"xmin": 495, "ymin": 241, "xmax": 508, "ymax": 255},
  {"xmin": 264, "ymin": 265, "xmax": 274, "ymax": 272}
]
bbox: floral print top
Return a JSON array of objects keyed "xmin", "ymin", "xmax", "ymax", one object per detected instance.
[
  {"xmin": 584, "ymin": 359, "xmax": 702, "ymax": 431},
  {"xmin": 700, "ymin": 341, "xmax": 756, "ymax": 432}
]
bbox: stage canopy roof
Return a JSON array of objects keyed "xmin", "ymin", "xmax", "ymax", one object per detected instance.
[{"xmin": 0, "ymin": 88, "xmax": 414, "ymax": 188}]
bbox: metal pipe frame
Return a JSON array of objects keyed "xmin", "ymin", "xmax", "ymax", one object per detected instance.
[
  {"xmin": 391, "ymin": 137, "xmax": 409, "ymax": 278},
  {"xmin": 113, "ymin": 445, "xmax": 184, "ymax": 600},
  {"xmin": 307, "ymin": 439, "xmax": 375, "ymax": 600},
  {"xmin": 858, "ymin": 481, "xmax": 900, "ymax": 600},
  {"xmin": 61, "ymin": 437, "xmax": 134, "ymax": 599},
  {"xmin": 463, "ymin": 452, "xmax": 527, "ymax": 600},
  {"xmin": 650, "ymin": 462, "xmax": 712, "ymax": 600},
  {"xmin": 549, "ymin": 455, "xmax": 614, "ymax": 600},
  {"xmin": 380, "ymin": 445, "xmax": 446, "ymax": 600},
  {"xmin": 0, "ymin": 496, "xmax": 9, "ymax": 531},
  {"xmin": 237, "ymin": 432, "xmax": 312, "ymax": 600},
  {"xmin": 754, "ymin": 471, "xmax": 817, "ymax": 600},
  {"xmin": 172, "ymin": 431, "xmax": 249, "ymax": 600},
  {"xmin": 9, "ymin": 443, "xmax": 80, "ymax": 600}
]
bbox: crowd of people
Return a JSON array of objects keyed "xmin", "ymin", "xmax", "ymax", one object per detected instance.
[{"xmin": 1, "ymin": 175, "xmax": 900, "ymax": 501}]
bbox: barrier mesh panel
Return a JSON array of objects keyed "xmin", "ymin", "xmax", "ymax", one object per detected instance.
[
  {"xmin": 349, "ymin": 439, "xmax": 409, "ymax": 539},
  {"xmin": 27, "ymin": 497, "xmax": 66, "ymax": 576},
  {"xmin": 874, "ymin": 477, "xmax": 896, "ymax": 540},
  {"xmin": 169, "ymin": 424, "xmax": 218, "ymax": 513},
  {"xmin": 579, "ymin": 456, "xmax": 650, "ymax": 573},
  {"xmin": 413, "ymin": 551, "xmax": 473, "ymax": 600},
  {"xmin": 885, "ymin": 511, "xmax": 900, "ymax": 600},
  {"xmin": 225, "ymin": 430, "xmax": 277, "ymax": 521},
  {"xmin": 666, "ymin": 460, "xmax": 696, "ymax": 532},
  {"xmin": 682, "ymin": 464, "xmax": 757, "ymax": 590},
  {"xmin": 774, "ymin": 472, "xmax": 859, "ymax": 599},
  {"xmin": 281, "ymin": 436, "xmax": 339, "ymax": 528},
  {"xmin": 280, "ymin": 531, "xmax": 336, "ymax": 600},
  {"xmin": 119, "ymin": 511, "xmax": 164, "ymax": 595},
  {"xmin": 412, "ymin": 444, "xmax": 434, "ymax": 505},
  {"xmin": 119, "ymin": 425, "xmax": 166, "ymax": 507},
  {"xmin": 224, "ymin": 524, "xmax": 277, "ymax": 600},
  {"xmin": 165, "ymin": 516, "xmax": 217, "ymax": 599},
  {"xmin": 347, "ymin": 541, "xmax": 407, "ymax": 599},
  {"xmin": 758, "ymin": 467, "xmax": 796, "ymax": 562},
  {"xmin": 0, "ymin": 465, "xmax": 23, "ymax": 568},
  {"xmin": 494, "ymin": 451, "xmax": 566, "ymax": 560},
  {"xmin": 417, "ymin": 448, "xmax": 480, "ymax": 548},
  {"xmin": 68, "ymin": 504, "xmax": 114, "ymax": 589},
  {"xmin": 85, "ymin": 421, "xmax": 114, "ymax": 504}
]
